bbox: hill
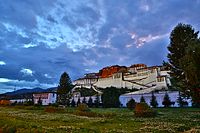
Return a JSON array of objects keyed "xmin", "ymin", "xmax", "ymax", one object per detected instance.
[{"xmin": 0, "ymin": 87, "xmax": 57, "ymax": 100}]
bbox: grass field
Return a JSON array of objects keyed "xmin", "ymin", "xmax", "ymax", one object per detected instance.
[{"xmin": 0, "ymin": 106, "xmax": 199, "ymax": 133}]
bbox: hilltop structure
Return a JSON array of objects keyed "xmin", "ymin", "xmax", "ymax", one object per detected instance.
[{"xmin": 73, "ymin": 64, "xmax": 171, "ymax": 93}]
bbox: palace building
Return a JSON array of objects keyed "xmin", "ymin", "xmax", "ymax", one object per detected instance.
[{"xmin": 73, "ymin": 64, "xmax": 171, "ymax": 93}]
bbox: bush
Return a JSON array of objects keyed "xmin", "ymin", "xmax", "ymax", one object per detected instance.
[
  {"xmin": 126, "ymin": 99, "xmax": 136, "ymax": 110},
  {"xmin": 44, "ymin": 106, "xmax": 65, "ymax": 113},
  {"xmin": 76, "ymin": 103, "xmax": 90, "ymax": 112},
  {"xmin": 134, "ymin": 103, "xmax": 157, "ymax": 117},
  {"xmin": 74, "ymin": 108, "xmax": 116, "ymax": 118},
  {"xmin": 74, "ymin": 111, "xmax": 99, "ymax": 117},
  {"xmin": 49, "ymin": 103, "xmax": 59, "ymax": 107},
  {"xmin": 24, "ymin": 100, "xmax": 34, "ymax": 106},
  {"xmin": 2, "ymin": 125, "xmax": 16, "ymax": 133}
]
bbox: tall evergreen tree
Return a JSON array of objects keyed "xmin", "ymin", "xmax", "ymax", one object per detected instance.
[
  {"xmin": 167, "ymin": 23, "xmax": 200, "ymax": 106},
  {"xmin": 140, "ymin": 95, "xmax": 146, "ymax": 103},
  {"xmin": 57, "ymin": 72, "xmax": 73, "ymax": 105},
  {"xmin": 94, "ymin": 94, "xmax": 100, "ymax": 107},
  {"xmin": 82, "ymin": 97, "xmax": 87, "ymax": 104},
  {"xmin": 37, "ymin": 97, "xmax": 42, "ymax": 106},
  {"xmin": 76, "ymin": 98, "xmax": 81, "ymax": 106},
  {"xmin": 88, "ymin": 97, "xmax": 93, "ymax": 107},
  {"xmin": 71, "ymin": 98, "xmax": 76, "ymax": 107},
  {"xmin": 162, "ymin": 93, "xmax": 171, "ymax": 107},
  {"xmin": 150, "ymin": 93, "xmax": 158, "ymax": 108},
  {"xmin": 126, "ymin": 99, "xmax": 136, "ymax": 109},
  {"xmin": 179, "ymin": 41, "xmax": 200, "ymax": 107}
]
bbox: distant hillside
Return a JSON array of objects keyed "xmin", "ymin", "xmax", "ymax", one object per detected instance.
[
  {"xmin": 0, "ymin": 87, "xmax": 57, "ymax": 100},
  {"xmin": 4, "ymin": 88, "xmax": 44, "ymax": 96}
]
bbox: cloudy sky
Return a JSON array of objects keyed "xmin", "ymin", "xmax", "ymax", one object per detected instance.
[{"xmin": 0, "ymin": 0, "xmax": 200, "ymax": 93}]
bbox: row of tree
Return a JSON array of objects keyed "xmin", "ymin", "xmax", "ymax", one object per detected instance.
[
  {"xmin": 127, "ymin": 93, "xmax": 185, "ymax": 109},
  {"xmin": 71, "ymin": 95, "xmax": 101, "ymax": 107}
]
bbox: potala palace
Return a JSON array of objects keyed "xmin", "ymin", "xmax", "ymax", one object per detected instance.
[
  {"xmin": 72, "ymin": 63, "xmax": 192, "ymax": 107},
  {"xmin": 73, "ymin": 64, "xmax": 171, "ymax": 92}
]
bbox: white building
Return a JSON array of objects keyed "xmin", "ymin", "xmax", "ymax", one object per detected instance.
[
  {"xmin": 73, "ymin": 64, "xmax": 171, "ymax": 93},
  {"xmin": 33, "ymin": 92, "xmax": 57, "ymax": 105},
  {"xmin": 119, "ymin": 91, "xmax": 192, "ymax": 107},
  {"xmin": 10, "ymin": 99, "xmax": 31, "ymax": 104}
]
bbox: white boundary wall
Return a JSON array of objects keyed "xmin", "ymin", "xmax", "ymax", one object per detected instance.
[{"xmin": 119, "ymin": 91, "xmax": 192, "ymax": 107}]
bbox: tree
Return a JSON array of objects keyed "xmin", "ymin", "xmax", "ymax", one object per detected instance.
[
  {"xmin": 37, "ymin": 97, "xmax": 42, "ymax": 106},
  {"xmin": 167, "ymin": 23, "xmax": 200, "ymax": 107},
  {"xmin": 82, "ymin": 97, "xmax": 87, "ymax": 104},
  {"xmin": 71, "ymin": 98, "xmax": 76, "ymax": 107},
  {"xmin": 162, "ymin": 93, "xmax": 171, "ymax": 107},
  {"xmin": 177, "ymin": 95, "xmax": 184, "ymax": 107},
  {"xmin": 140, "ymin": 95, "xmax": 146, "ymax": 103},
  {"xmin": 179, "ymin": 41, "xmax": 200, "ymax": 107},
  {"xmin": 101, "ymin": 87, "xmax": 121, "ymax": 108},
  {"xmin": 126, "ymin": 99, "xmax": 136, "ymax": 110},
  {"xmin": 57, "ymin": 72, "xmax": 73, "ymax": 105},
  {"xmin": 76, "ymin": 98, "xmax": 81, "ymax": 106},
  {"xmin": 94, "ymin": 94, "xmax": 100, "ymax": 107},
  {"xmin": 87, "ymin": 97, "xmax": 93, "ymax": 107},
  {"xmin": 150, "ymin": 93, "xmax": 158, "ymax": 108}
]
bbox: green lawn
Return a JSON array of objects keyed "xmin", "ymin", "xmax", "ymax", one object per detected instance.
[{"xmin": 0, "ymin": 106, "xmax": 199, "ymax": 133}]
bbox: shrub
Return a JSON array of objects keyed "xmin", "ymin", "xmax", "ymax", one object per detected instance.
[
  {"xmin": 44, "ymin": 106, "xmax": 57, "ymax": 113},
  {"xmin": 11, "ymin": 101, "xmax": 17, "ymax": 106},
  {"xmin": 49, "ymin": 103, "xmax": 59, "ymax": 107},
  {"xmin": 44, "ymin": 106, "xmax": 65, "ymax": 113},
  {"xmin": 0, "ymin": 100, "xmax": 11, "ymax": 106},
  {"xmin": 74, "ymin": 111, "xmax": 99, "ymax": 117},
  {"xmin": 24, "ymin": 100, "xmax": 34, "ymax": 106},
  {"xmin": 74, "ymin": 111, "xmax": 116, "ymax": 118},
  {"xmin": 126, "ymin": 99, "xmax": 136, "ymax": 110},
  {"xmin": 2, "ymin": 125, "xmax": 16, "ymax": 133},
  {"xmin": 134, "ymin": 103, "xmax": 157, "ymax": 117},
  {"xmin": 76, "ymin": 103, "xmax": 90, "ymax": 112}
]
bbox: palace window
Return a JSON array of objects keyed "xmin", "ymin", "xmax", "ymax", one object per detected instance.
[{"xmin": 157, "ymin": 77, "xmax": 165, "ymax": 82}]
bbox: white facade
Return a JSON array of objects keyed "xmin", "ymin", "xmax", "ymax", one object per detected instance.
[
  {"xmin": 119, "ymin": 91, "xmax": 192, "ymax": 107},
  {"xmin": 33, "ymin": 92, "xmax": 57, "ymax": 105},
  {"xmin": 10, "ymin": 99, "xmax": 31, "ymax": 103},
  {"xmin": 73, "ymin": 65, "xmax": 171, "ymax": 93}
]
